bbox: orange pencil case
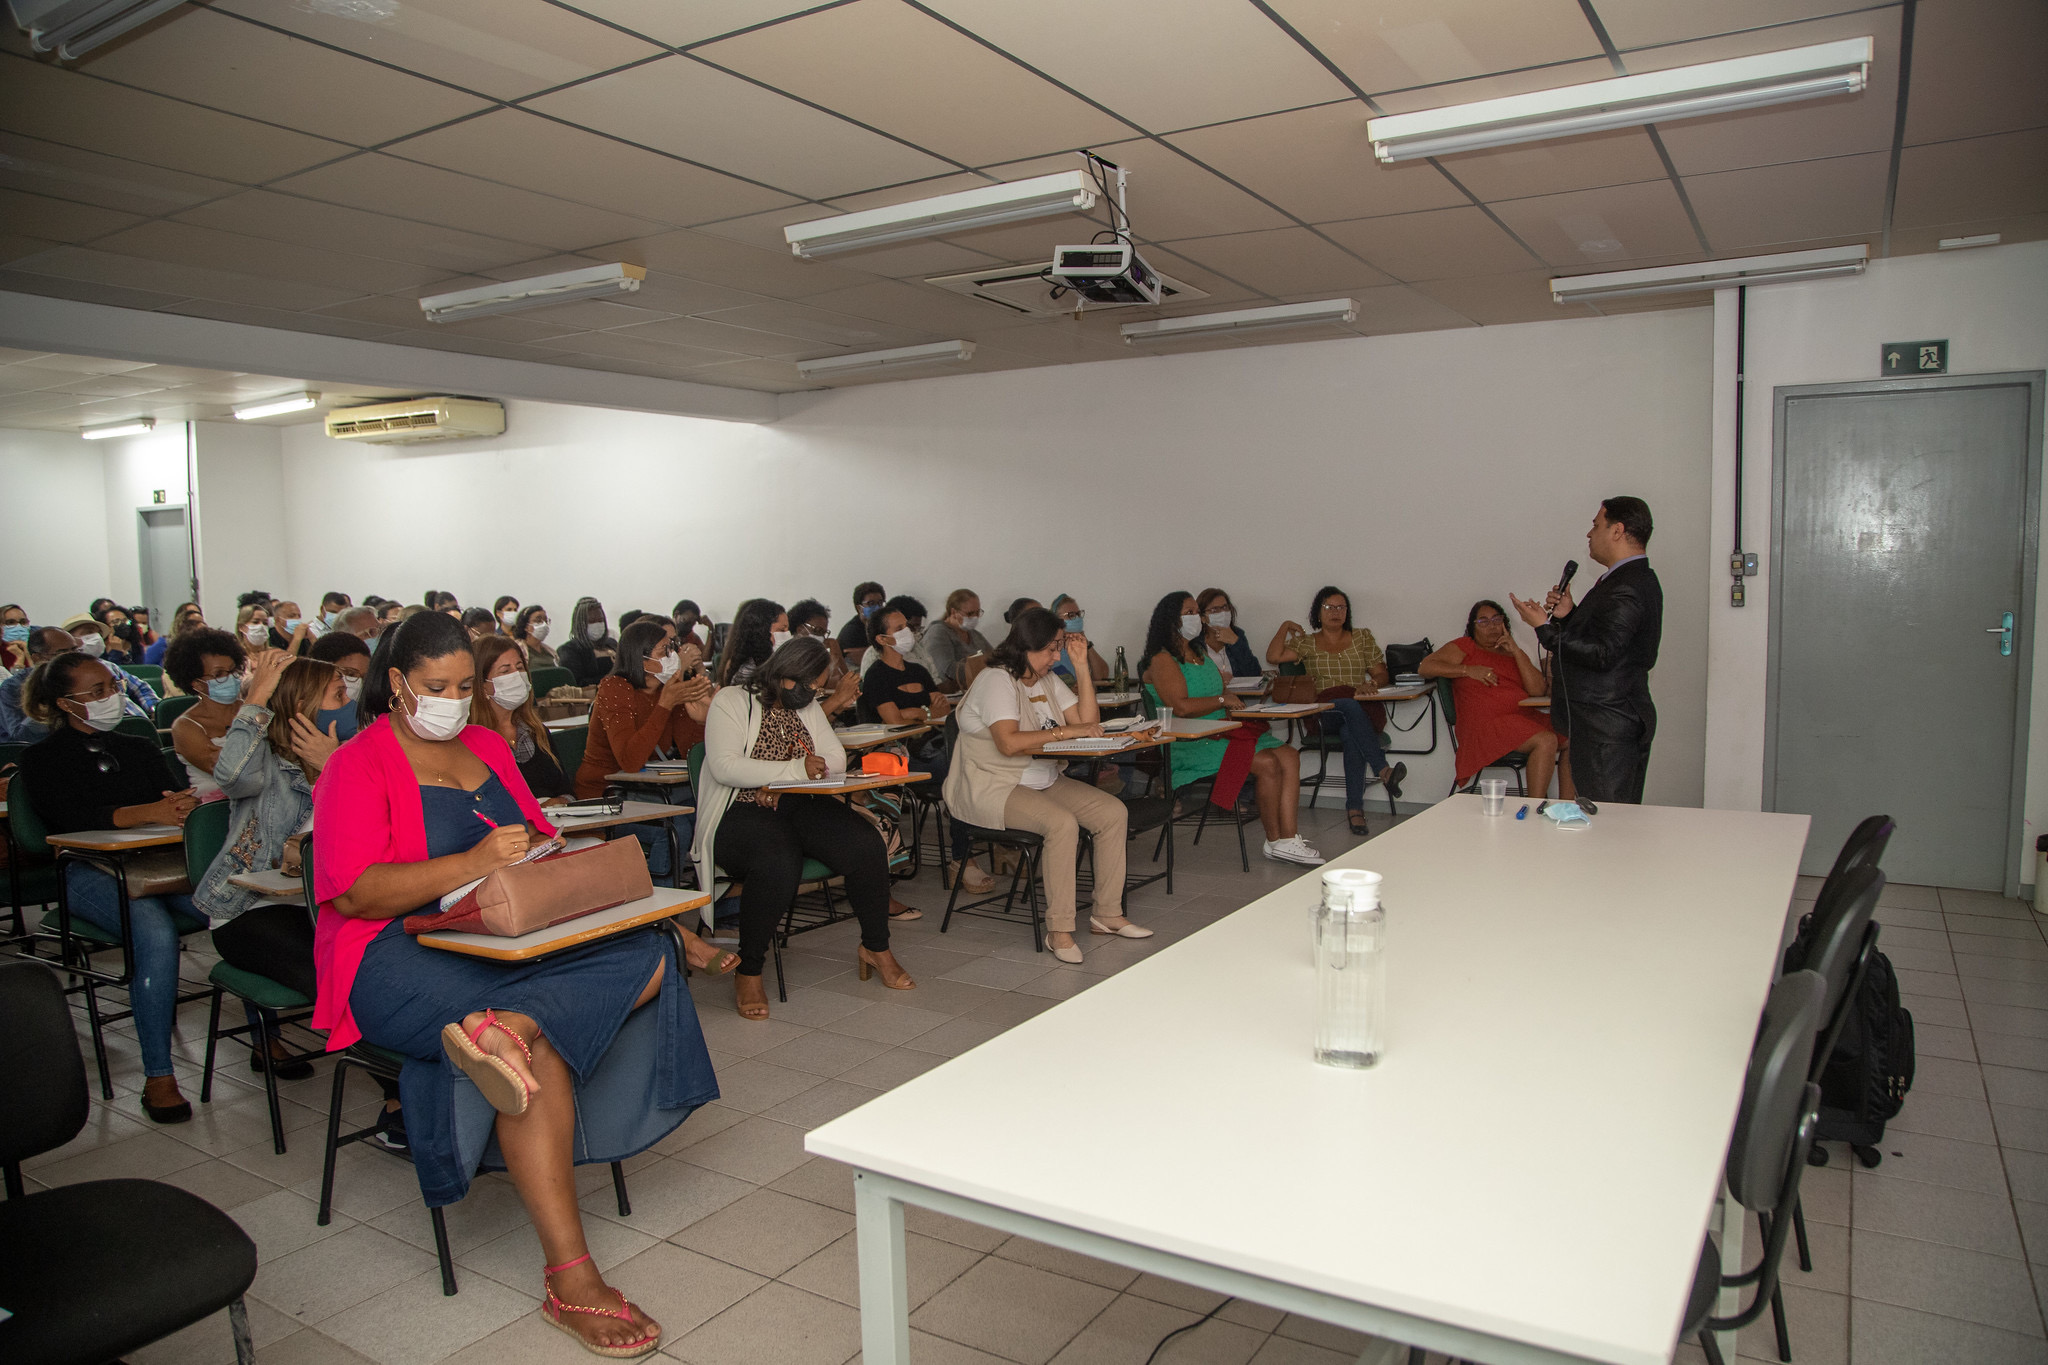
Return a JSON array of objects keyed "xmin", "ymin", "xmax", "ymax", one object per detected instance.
[{"xmin": 861, "ymin": 752, "xmax": 908, "ymax": 777}]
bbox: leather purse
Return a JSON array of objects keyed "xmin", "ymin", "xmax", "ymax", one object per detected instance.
[
  {"xmin": 124, "ymin": 848, "xmax": 193, "ymax": 898},
  {"xmin": 1270, "ymin": 674, "xmax": 1319, "ymax": 705},
  {"xmin": 403, "ymin": 836, "xmax": 651, "ymax": 938}
]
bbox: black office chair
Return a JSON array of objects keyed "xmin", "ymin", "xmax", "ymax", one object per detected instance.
[
  {"xmin": 1435, "ymin": 677, "xmax": 1529, "ymax": 796},
  {"xmin": 1679, "ymin": 969, "xmax": 1827, "ymax": 1365},
  {"xmin": 0, "ymin": 960, "xmax": 259, "ymax": 1365}
]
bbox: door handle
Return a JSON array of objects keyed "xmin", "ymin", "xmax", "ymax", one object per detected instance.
[{"xmin": 1987, "ymin": 610, "xmax": 2014, "ymax": 656}]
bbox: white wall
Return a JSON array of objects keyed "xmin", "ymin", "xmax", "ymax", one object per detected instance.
[
  {"xmin": 0, "ymin": 426, "xmax": 112, "ymax": 624},
  {"xmin": 275, "ymin": 309, "xmax": 1716, "ymax": 807},
  {"xmin": 1701, "ymin": 240, "xmax": 2048, "ymax": 886},
  {"xmin": 96, "ymin": 423, "xmax": 190, "ymax": 610},
  {"xmin": 192, "ymin": 420, "xmax": 289, "ymax": 623}
]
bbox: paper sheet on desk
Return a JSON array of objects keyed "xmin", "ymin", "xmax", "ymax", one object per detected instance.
[
  {"xmin": 1233, "ymin": 703, "xmax": 1320, "ymax": 716},
  {"xmin": 766, "ymin": 776, "xmax": 859, "ymax": 790},
  {"xmin": 1042, "ymin": 736, "xmax": 1135, "ymax": 753}
]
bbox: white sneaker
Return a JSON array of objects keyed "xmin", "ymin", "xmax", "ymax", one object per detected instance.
[{"xmin": 1264, "ymin": 837, "xmax": 1326, "ymax": 866}]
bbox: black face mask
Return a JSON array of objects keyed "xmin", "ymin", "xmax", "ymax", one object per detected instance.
[{"xmin": 780, "ymin": 681, "xmax": 817, "ymax": 710}]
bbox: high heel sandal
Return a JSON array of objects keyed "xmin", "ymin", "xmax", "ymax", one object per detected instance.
[
  {"xmin": 857, "ymin": 947, "xmax": 916, "ymax": 990},
  {"xmin": 541, "ymin": 1253, "xmax": 661, "ymax": 1358},
  {"xmin": 439, "ymin": 1008, "xmax": 533, "ymax": 1115}
]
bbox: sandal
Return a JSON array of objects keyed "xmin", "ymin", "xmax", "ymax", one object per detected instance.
[
  {"xmin": 735, "ymin": 974, "xmax": 770, "ymax": 1021},
  {"xmin": 888, "ymin": 899, "xmax": 924, "ymax": 921},
  {"xmin": 541, "ymin": 1254, "xmax": 661, "ymax": 1358},
  {"xmin": 440, "ymin": 1008, "xmax": 533, "ymax": 1116},
  {"xmin": 1346, "ymin": 810, "xmax": 1368, "ymax": 836},
  {"xmin": 684, "ymin": 939, "xmax": 740, "ymax": 975}
]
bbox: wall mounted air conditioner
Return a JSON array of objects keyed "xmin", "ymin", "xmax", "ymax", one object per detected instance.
[{"xmin": 324, "ymin": 397, "xmax": 505, "ymax": 444}]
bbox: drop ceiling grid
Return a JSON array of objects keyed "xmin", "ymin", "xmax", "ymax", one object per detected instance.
[{"xmin": 0, "ymin": 0, "xmax": 2026, "ymax": 400}]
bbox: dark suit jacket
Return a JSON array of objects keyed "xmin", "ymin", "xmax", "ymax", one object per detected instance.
[{"xmin": 1535, "ymin": 557, "xmax": 1662, "ymax": 745}]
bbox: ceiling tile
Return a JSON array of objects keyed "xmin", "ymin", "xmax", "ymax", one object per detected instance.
[
  {"xmin": 1166, "ymin": 102, "xmax": 1468, "ymax": 225},
  {"xmin": 1903, "ymin": 0, "xmax": 2048, "ymax": 145},
  {"xmin": 610, "ymin": 229, "xmax": 874, "ymax": 299},
  {"xmin": 1635, "ymin": 10, "xmax": 1901, "ymax": 176},
  {"xmin": 543, "ymin": 328, "xmax": 741, "ymax": 366},
  {"xmin": 1159, "ymin": 227, "xmax": 1392, "ymax": 297},
  {"xmin": 800, "ymin": 277, "xmax": 1040, "ymax": 334},
  {"xmin": 1888, "ymin": 213, "xmax": 2048, "ymax": 255},
  {"xmin": 1265, "ymin": 0, "xmax": 1602, "ymax": 93},
  {"xmin": 1433, "ymin": 127, "xmax": 1668, "ymax": 201},
  {"xmin": 921, "ymin": 0, "xmax": 1352, "ymax": 132},
  {"xmin": 524, "ymin": 54, "xmax": 954, "ymax": 199},
  {"xmin": 1326, "ymin": 283, "xmax": 1477, "ymax": 335},
  {"xmin": 158, "ymin": 298, "xmax": 399, "ymax": 341},
  {"xmin": 270, "ymin": 154, "xmax": 667, "ymax": 250},
  {"xmin": 585, "ymin": 272, "xmax": 767, "ymax": 318},
  {"xmin": 94, "ymin": 219, "xmax": 448, "ymax": 294},
  {"xmin": 1318, "ymin": 205, "xmax": 1538, "ymax": 280},
  {"xmin": 688, "ymin": 300, "xmax": 935, "ymax": 349},
  {"xmin": 78, "ymin": 7, "xmax": 491, "ymax": 147},
  {"xmin": 698, "ymin": 0, "xmax": 1132, "ymax": 167},
  {"xmin": 7, "ymin": 245, "xmax": 362, "ymax": 311},
  {"xmin": 177, "ymin": 190, "xmax": 544, "ymax": 276},
  {"xmin": 1489, "ymin": 179, "xmax": 1701, "ymax": 267},
  {"xmin": 0, "ymin": 54, "xmax": 349, "ymax": 183},
  {"xmin": 669, "ymin": 356, "xmax": 816, "ymax": 392},
  {"xmin": 565, "ymin": 1, "xmax": 832, "ymax": 49},
  {"xmin": 0, "ymin": 187, "xmax": 141, "ymax": 243},
  {"xmin": 1893, "ymin": 128, "xmax": 2048, "ymax": 228},
  {"xmin": 688, "ymin": 203, "xmax": 1009, "ymax": 278},
  {"xmin": 1593, "ymin": 0, "xmax": 1860, "ymax": 50},
  {"xmin": 0, "ymin": 132, "xmax": 238, "ymax": 217},
  {"xmin": 606, "ymin": 315, "xmax": 826, "ymax": 358},
  {"xmin": 1366, "ymin": 59, "xmax": 1617, "ymax": 114},
  {"xmin": 212, "ymin": 0, "xmax": 664, "ymax": 102},
  {"xmin": 0, "ymin": 267, "xmax": 191, "ymax": 312},
  {"xmin": 934, "ymin": 213, "xmax": 1117, "ymax": 268},
  {"xmin": 1049, "ymin": 137, "xmax": 1293, "ymax": 241},
  {"xmin": 1119, "ymin": 245, "xmax": 1262, "ymax": 305},
  {"xmin": 387, "ymin": 109, "xmax": 800, "ymax": 228},
  {"xmin": 1683, "ymin": 151, "xmax": 1886, "ymax": 252},
  {"xmin": 10, "ymin": 352, "xmax": 154, "ymax": 374},
  {"xmin": 1410, "ymin": 267, "xmax": 1593, "ymax": 324}
]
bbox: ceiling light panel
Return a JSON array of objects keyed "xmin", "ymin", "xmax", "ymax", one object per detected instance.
[
  {"xmin": 233, "ymin": 391, "xmax": 320, "ymax": 420},
  {"xmin": 1121, "ymin": 299, "xmax": 1358, "ymax": 344},
  {"xmin": 80, "ymin": 417, "xmax": 156, "ymax": 439},
  {"xmin": 420, "ymin": 263, "xmax": 646, "ymax": 322},
  {"xmin": 785, "ymin": 172, "xmax": 1098, "ymax": 258},
  {"xmin": 1549, "ymin": 245, "xmax": 1869, "ymax": 302},
  {"xmin": 796, "ymin": 340, "xmax": 975, "ymax": 379}
]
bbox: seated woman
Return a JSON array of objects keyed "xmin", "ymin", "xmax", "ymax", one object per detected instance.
[
  {"xmin": 947, "ymin": 608, "xmax": 1149, "ymax": 964},
  {"xmin": 1194, "ymin": 588, "xmax": 1263, "ymax": 682},
  {"xmin": 459, "ymin": 607, "xmax": 497, "ymax": 641},
  {"xmin": 2, "ymin": 602, "xmax": 30, "ymax": 672},
  {"xmin": 1004, "ymin": 597, "xmax": 1041, "ymax": 628},
  {"xmin": 167, "ymin": 626, "xmax": 253, "ymax": 802},
  {"xmin": 1142, "ymin": 592, "xmax": 1322, "ymax": 866},
  {"xmin": 424, "ymin": 588, "xmax": 461, "ymax": 617},
  {"xmin": 695, "ymin": 637, "xmax": 912, "ymax": 1020},
  {"xmin": 64, "ymin": 614, "xmax": 159, "ymax": 714},
  {"xmin": 19, "ymin": 653, "xmax": 201, "ymax": 1122},
  {"xmin": 859, "ymin": 594, "xmax": 925, "ymax": 681},
  {"xmin": 307, "ymin": 631, "xmax": 372, "ymax": 738},
  {"xmin": 716, "ymin": 598, "xmax": 786, "ymax": 688},
  {"xmin": 1419, "ymin": 601, "xmax": 1559, "ymax": 798},
  {"xmin": 311, "ymin": 611, "xmax": 722, "ymax": 1356},
  {"xmin": 97, "ymin": 603, "xmax": 138, "ymax": 664},
  {"xmin": 1267, "ymin": 587, "xmax": 1407, "ymax": 837},
  {"xmin": 513, "ymin": 604, "xmax": 557, "ymax": 665},
  {"xmin": 493, "ymin": 595, "xmax": 521, "ymax": 637},
  {"xmin": 909, "ymin": 589, "xmax": 995, "ymax": 692},
  {"xmin": 671, "ymin": 601, "xmax": 710, "ymax": 657},
  {"xmin": 473, "ymin": 636, "xmax": 574, "ymax": 800},
  {"xmin": 194, "ymin": 652, "xmax": 350, "ymax": 1086},
  {"xmin": 575, "ymin": 620, "xmax": 713, "ymax": 884},
  {"xmin": 1045, "ymin": 595, "xmax": 1110, "ymax": 685},
  {"xmin": 143, "ymin": 602, "xmax": 201, "ymax": 665},
  {"xmin": 558, "ymin": 597, "xmax": 616, "ymax": 687},
  {"xmin": 859, "ymin": 605, "xmax": 990, "ymax": 895}
]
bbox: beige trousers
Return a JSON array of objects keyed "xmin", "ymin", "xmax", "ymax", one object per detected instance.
[{"xmin": 1000, "ymin": 776, "xmax": 1128, "ymax": 933}]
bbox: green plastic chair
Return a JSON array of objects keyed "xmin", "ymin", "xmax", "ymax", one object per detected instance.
[
  {"xmin": 550, "ymin": 723, "xmax": 587, "ymax": 787},
  {"xmin": 125, "ymin": 664, "xmax": 164, "ymax": 691},
  {"xmin": 1280, "ymin": 662, "xmax": 1396, "ymax": 818},
  {"xmin": 114, "ymin": 715, "xmax": 159, "ymax": 746},
  {"xmin": 688, "ymin": 741, "xmax": 833, "ymax": 1002},
  {"xmin": 2, "ymin": 740, "xmax": 59, "ymax": 941},
  {"xmin": 155, "ymin": 694, "xmax": 199, "ymax": 731},
  {"xmin": 529, "ymin": 665, "xmax": 574, "ymax": 698}
]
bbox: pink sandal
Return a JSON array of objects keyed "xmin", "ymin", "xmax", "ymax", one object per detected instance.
[
  {"xmin": 541, "ymin": 1253, "xmax": 661, "ymax": 1358},
  {"xmin": 439, "ymin": 1008, "xmax": 533, "ymax": 1116}
]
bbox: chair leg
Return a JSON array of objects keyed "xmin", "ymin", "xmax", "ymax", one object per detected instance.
[
  {"xmin": 228, "ymin": 1298, "xmax": 255, "ymax": 1365},
  {"xmin": 940, "ymin": 847, "xmax": 966, "ymax": 934},
  {"xmin": 611, "ymin": 1160, "xmax": 631, "ymax": 1217},
  {"xmin": 1192, "ymin": 797, "xmax": 1211, "ymax": 847},
  {"xmin": 82, "ymin": 977, "xmax": 113, "ymax": 1100},
  {"xmin": 4, "ymin": 1159, "xmax": 24, "ymax": 1200},
  {"xmin": 318, "ymin": 1058, "xmax": 349, "ymax": 1226},
  {"xmin": 431, "ymin": 1204, "xmax": 458, "ymax": 1295},
  {"xmin": 1792, "ymin": 1197, "xmax": 1812, "ymax": 1273},
  {"xmin": 1770, "ymin": 1283, "xmax": 1792, "ymax": 1362},
  {"xmin": 1025, "ymin": 846, "xmax": 1045, "ymax": 954},
  {"xmin": 1233, "ymin": 803, "xmax": 1249, "ymax": 872},
  {"xmin": 253, "ymin": 1008, "xmax": 286, "ymax": 1155},
  {"xmin": 1698, "ymin": 1328, "xmax": 1728, "ymax": 1365},
  {"xmin": 201, "ymin": 986, "xmax": 224, "ymax": 1103}
]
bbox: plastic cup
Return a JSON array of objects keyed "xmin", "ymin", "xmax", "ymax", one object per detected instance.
[{"xmin": 1478, "ymin": 777, "xmax": 1509, "ymax": 816}]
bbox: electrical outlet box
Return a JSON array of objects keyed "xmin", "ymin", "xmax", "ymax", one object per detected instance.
[
  {"xmin": 1731, "ymin": 581, "xmax": 1746, "ymax": 608},
  {"xmin": 1730, "ymin": 551, "xmax": 1759, "ymax": 577},
  {"xmin": 1743, "ymin": 552, "xmax": 1758, "ymax": 576}
]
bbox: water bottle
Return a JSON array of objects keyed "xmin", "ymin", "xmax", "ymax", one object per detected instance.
[
  {"xmin": 1110, "ymin": 646, "xmax": 1129, "ymax": 695},
  {"xmin": 1313, "ymin": 868, "xmax": 1385, "ymax": 1069}
]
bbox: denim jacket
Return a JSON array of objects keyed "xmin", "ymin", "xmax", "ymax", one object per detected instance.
[{"xmin": 193, "ymin": 703, "xmax": 313, "ymax": 927}]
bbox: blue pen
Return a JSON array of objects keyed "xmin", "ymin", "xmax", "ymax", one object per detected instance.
[{"xmin": 1515, "ymin": 804, "xmax": 1529, "ymax": 819}]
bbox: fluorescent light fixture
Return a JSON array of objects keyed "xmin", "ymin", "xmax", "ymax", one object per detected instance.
[
  {"xmin": 1367, "ymin": 38, "xmax": 1872, "ymax": 163},
  {"xmin": 1550, "ymin": 245, "xmax": 1869, "ymax": 303},
  {"xmin": 796, "ymin": 341, "xmax": 976, "ymax": 380},
  {"xmin": 8, "ymin": 0, "xmax": 188, "ymax": 61},
  {"xmin": 785, "ymin": 172, "xmax": 1097, "ymax": 259},
  {"xmin": 80, "ymin": 417, "xmax": 154, "ymax": 440},
  {"xmin": 1120, "ymin": 299, "xmax": 1358, "ymax": 344},
  {"xmin": 233, "ymin": 391, "xmax": 320, "ymax": 421},
  {"xmin": 420, "ymin": 263, "xmax": 644, "ymax": 323},
  {"xmin": 1938, "ymin": 233, "xmax": 2001, "ymax": 250}
]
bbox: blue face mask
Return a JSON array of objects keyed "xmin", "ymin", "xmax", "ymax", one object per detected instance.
[
  {"xmin": 1062, "ymin": 614, "xmax": 1084, "ymax": 635},
  {"xmin": 2, "ymin": 624, "xmax": 27, "ymax": 644},
  {"xmin": 205, "ymin": 675, "xmax": 243, "ymax": 704},
  {"xmin": 323, "ymin": 610, "xmax": 342, "ymax": 629},
  {"xmin": 861, "ymin": 603, "xmax": 882, "ymax": 618},
  {"xmin": 314, "ymin": 705, "xmax": 360, "ymax": 742}
]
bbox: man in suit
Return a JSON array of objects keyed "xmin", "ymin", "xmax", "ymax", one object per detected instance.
[{"xmin": 1511, "ymin": 497, "xmax": 1664, "ymax": 803}]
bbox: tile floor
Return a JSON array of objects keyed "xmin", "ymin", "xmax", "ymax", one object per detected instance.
[{"xmin": 16, "ymin": 805, "xmax": 2048, "ymax": 1365}]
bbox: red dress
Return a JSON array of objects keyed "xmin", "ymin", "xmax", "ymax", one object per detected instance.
[{"xmin": 1449, "ymin": 637, "xmax": 1549, "ymax": 785}]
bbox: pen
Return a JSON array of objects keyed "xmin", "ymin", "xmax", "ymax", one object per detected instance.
[
  {"xmin": 1515, "ymin": 804, "xmax": 1528, "ymax": 819},
  {"xmin": 473, "ymin": 810, "xmax": 498, "ymax": 828}
]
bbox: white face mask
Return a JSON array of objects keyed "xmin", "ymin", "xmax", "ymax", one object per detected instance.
[
  {"xmin": 585, "ymin": 621, "xmax": 606, "ymax": 641},
  {"xmin": 342, "ymin": 674, "xmax": 363, "ymax": 701},
  {"xmin": 1178, "ymin": 614, "xmax": 1203, "ymax": 640},
  {"xmin": 1207, "ymin": 610, "xmax": 1232, "ymax": 629},
  {"xmin": 770, "ymin": 629, "xmax": 793, "ymax": 651},
  {"xmin": 491, "ymin": 672, "xmax": 531, "ymax": 709},
  {"xmin": 76, "ymin": 633, "xmax": 106, "ymax": 658},
  {"xmin": 400, "ymin": 676, "xmax": 468, "ymax": 742},
  {"xmin": 530, "ymin": 620, "xmax": 550, "ymax": 642},
  {"xmin": 243, "ymin": 623, "xmax": 268, "ymax": 644},
  {"xmin": 499, "ymin": 609, "xmax": 517, "ymax": 625},
  {"xmin": 889, "ymin": 627, "xmax": 915, "ymax": 653},
  {"xmin": 961, "ymin": 613, "xmax": 981, "ymax": 632},
  {"xmin": 652, "ymin": 652, "xmax": 680, "ymax": 682},
  {"xmin": 74, "ymin": 692, "xmax": 126, "ymax": 731}
]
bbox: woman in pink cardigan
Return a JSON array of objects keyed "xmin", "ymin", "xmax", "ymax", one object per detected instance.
[{"xmin": 311, "ymin": 612, "xmax": 718, "ymax": 1358}]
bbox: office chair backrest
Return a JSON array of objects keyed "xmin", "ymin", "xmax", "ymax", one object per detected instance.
[
  {"xmin": 0, "ymin": 961, "xmax": 90, "ymax": 1172},
  {"xmin": 184, "ymin": 798, "xmax": 232, "ymax": 888},
  {"xmin": 1824, "ymin": 814, "xmax": 1894, "ymax": 887},
  {"xmin": 6, "ymin": 762, "xmax": 51, "ymax": 859},
  {"xmin": 1728, "ymin": 969, "xmax": 1827, "ymax": 1212},
  {"xmin": 1798, "ymin": 864, "xmax": 1884, "ymax": 1028}
]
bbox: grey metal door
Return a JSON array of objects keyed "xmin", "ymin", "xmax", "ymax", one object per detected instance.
[
  {"xmin": 136, "ymin": 506, "xmax": 192, "ymax": 635},
  {"xmin": 1767, "ymin": 372, "xmax": 2041, "ymax": 892}
]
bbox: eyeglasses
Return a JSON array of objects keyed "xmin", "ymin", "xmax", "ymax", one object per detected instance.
[
  {"xmin": 83, "ymin": 738, "xmax": 120, "ymax": 775},
  {"xmin": 64, "ymin": 684, "xmax": 118, "ymax": 702}
]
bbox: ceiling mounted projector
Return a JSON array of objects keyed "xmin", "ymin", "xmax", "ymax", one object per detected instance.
[
  {"xmin": 1367, "ymin": 38, "xmax": 1872, "ymax": 163},
  {"xmin": 784, "ymin": 172, "xmax": 1097, "ymax": 259},
  {"xmin": 1047, "ymin": 243, "xmax": 1162, "ymax": 306},
  {"xmin": 7, "ymin": 0, "xmax": 187, "ymax": 60},
  {"xmin": 1549, "ymin": 245, "xmax": 1869, "ymax": 303},
  {"xmin": 420, "ymin": 263, "xmax": 644, "ymax": 323},
  {"xmin": 1120, "ymin": 299, "xmax": 1358, "ymax": 344}
]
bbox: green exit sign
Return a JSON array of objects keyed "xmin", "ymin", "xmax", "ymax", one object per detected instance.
[{"xmin": 1882, "ymin": 339, "xmax": 1947, "ymax": 376}]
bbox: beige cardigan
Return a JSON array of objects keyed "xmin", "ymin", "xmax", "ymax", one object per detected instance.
[
  {"xmin": 691, "ymin": 685, "xmax": 847, "ymax": 913},
  {"xmin": 944, "ymin": 666, "xmax": 1064, "ymax": 829}
]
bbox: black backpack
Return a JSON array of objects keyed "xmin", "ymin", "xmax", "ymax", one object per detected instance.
[{"xmin": 1784, "ymin": 916, "xmax": 1915, "ymax": 1163}]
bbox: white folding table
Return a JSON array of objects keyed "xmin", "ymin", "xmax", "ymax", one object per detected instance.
[{"xmin": 808, "ymin": 795, "xmax": 1809, "ymax": 1365}]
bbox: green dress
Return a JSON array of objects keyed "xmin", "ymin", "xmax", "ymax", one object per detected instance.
[{"xmin": 1147, "ymin": 656, "xmax": 1279, "ymax": 792}]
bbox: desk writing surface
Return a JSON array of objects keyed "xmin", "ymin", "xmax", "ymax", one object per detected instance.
[
  {"xmin": 550, "ymin": 800, "xmax": 694, "ymax": 833},
  {"xmin": 49, "ymin": 825, "xmax": 184, "ymax": 851},
  {"xmin": 607, "ymin": 769, "xmax": 693, "ymax": 786},
  {"xmin": 764, "ymin": 771, "xmax": 933, "ymax": 795},
  {"xmin": 417, "ymin": 887, "xmax": 710, "ymax": 961},
  {"xmin": 229, "ymin": 868, "xmax": 304, "ymax": 899},
  {"xmin": 837, "ymin": 724, "xmax": 931, "ymax": 751},
  {"xmin": 545, "ymin": 716, "xmax": 590, "ymax": 731},
  {"xmin": 809, "ymin": 797, "xmax": 1809, "ymax": 1365},
  {"xmin": 1159, "ymin": 717, "xmax": 1239, "ymax": 739}
]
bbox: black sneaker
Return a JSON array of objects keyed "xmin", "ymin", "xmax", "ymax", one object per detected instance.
[
  {"xmin": 250, "ymin": 1047, "xmax": 315, "ymax": 1081},
  {"xmin": 371, "ymin": 1106, "xmax": 409, "ymax": 1153}
]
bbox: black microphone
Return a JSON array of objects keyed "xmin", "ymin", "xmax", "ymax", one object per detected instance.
[{"xmin": 1549, "ymin": 559, "xmax": 1578, "ymax": 621}]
